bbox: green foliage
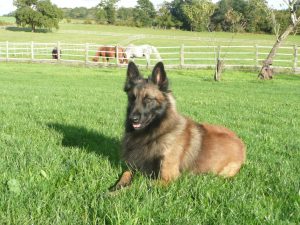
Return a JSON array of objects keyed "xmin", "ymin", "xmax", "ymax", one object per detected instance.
[
  {"xmin": 0, "ymin": 63, "xmax": 299, "ymax": 224},
  {"xmin": 155, "ymin": 3, "xmax": 176, "ymax": 29},
  {"xmin": 96, "ymin": 0, "xmax": 119, "ymax": 24},
  {"xmin": 182, "ymin": 0, "xmax": 215, "ymax": 31},
  {"xmin": 168, "ymin": 0, "xmax": 191, "ymax": 30},
  {"xmin": 244, "ymin": 0, "xmax": 273, "ymax": 33},
  {"xmin": 273, "ymin": 7, "xmax": 300, "ymax": 35},
  {"xmin": 68, "ymin": 7, "xmax": 88, "ymax": 19},
  {"xmin": 13, "ymin": 0, "xmax": 63, "ymax": 32},
  {"xmin": 62, "ymin": 7, "xmax": 97, "ymax": 20},
  {"xmin": 224, "ymin": 8, "xmax": 244, "ymax": 32},
  {"xmin": 134, "ymin": 0, "xmax": 156, "ymax": 27},
  {"xmin": 210, "ymin": 0, "xmax": 273, "ymax": 33},
  {"xmin": 116, "ymin": 7, "xmax": 135, "ymax": 26},
  {"xmin": 46, "ymin": 0, "xmax": 299, "ymax": 35}
]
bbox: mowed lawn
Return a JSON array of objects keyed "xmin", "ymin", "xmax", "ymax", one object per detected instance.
[{"xmin": 0, "ymin": 62, "xmax": 299, "ymax": 224}]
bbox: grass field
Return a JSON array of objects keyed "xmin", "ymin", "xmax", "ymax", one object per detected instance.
[
  {"xmin": 0, "ymin": 16, "xmax": 15, "ymax": 23},
  {"xmin": 0, "ymin": 62, "xmax": 299, "ymax": 224}
]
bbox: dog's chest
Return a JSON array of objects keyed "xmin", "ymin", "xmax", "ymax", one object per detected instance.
[{"xmin": 122, "ymin": 135, "xmax": 170, "ymax": 176}]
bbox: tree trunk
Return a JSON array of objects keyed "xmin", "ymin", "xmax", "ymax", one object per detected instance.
[
  {"xmin": 31, "ymin": 24, "xmax": 36, "ymax": 33},
  {"xmin": 258, "ymin": 16, "xmax": 300, "ymax": 79},
  {"xmin": 214, "ymin": 59, "xmax": 224, "ymax": 81}
]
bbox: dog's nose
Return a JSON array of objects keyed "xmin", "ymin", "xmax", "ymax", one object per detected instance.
[{"xmin": 130, "ymin": 114, "xmax": 140, "ymax": 123}]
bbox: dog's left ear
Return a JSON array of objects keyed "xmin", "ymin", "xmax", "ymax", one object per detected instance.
[{"xmin": 151, "ymin": 62, "xmax": 168, "ymax": 92}]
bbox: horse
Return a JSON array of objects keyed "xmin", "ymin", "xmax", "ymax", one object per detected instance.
[
  {"xmin": 124, "ymin": 44, "xmax": 162, "ymax": 66},
  {"xmin": 52, "ymin": 47, "xmax": 61, "ymax": 59},
  {"xmin": 93, "ymin": 46, "xmax": 126, "ymax": 64}
]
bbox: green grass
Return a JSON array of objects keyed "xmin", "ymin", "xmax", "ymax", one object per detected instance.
[
  {"xmin": 0, "ymin": 16, "xmax": 15, "ymax": 24},
  {"xmin": 0, "ymin": 62, "xmax": 299, "ymax": 224}
]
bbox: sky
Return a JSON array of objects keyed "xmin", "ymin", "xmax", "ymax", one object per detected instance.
[{"xmin": 0, "ymin": 0, "xmax": 286, "ymax": 16}]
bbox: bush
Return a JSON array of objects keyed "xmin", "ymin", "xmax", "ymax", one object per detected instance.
[{"xmin": 83, "ymin": 19, "xmax": 93, "ymax": 24}]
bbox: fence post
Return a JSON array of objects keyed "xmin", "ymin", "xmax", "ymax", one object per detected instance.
[
  {"xmin": 85, "ymin": 43, "xmax": 89, "ymax": 65},
  {"xmin": 216, "ymin": 46, "xmax": 221, "ymax": 62},
  {"xmin": 57, "ymin": 41, "xmax": 61, "ymax": 61},
  {"xmin": 180, "ymin": 44, "xmax": 184, "ymax": 68},
  {"xmin": 6, "ymin": 41, "xmax": 9, "ymax": 62},
  {"xmin": 116, "ymin": 45, "xmax": 119, "ymax": 67},
  {"xmin": 255, "ymin": 44, "xmax": 259, "ymax": 69},
  {"xmin": 31, "ymin": 41, "xmax": 34, "ymax": 61},
  {"xmin": 293, "ymin": 45, "xmax": 298, "ymax": 72}
]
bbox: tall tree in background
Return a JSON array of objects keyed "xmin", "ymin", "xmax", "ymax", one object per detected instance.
[
  {"xmin": 69, "ymin": 7, "xmax": 89, "ymax": 19},
  {"xmin": 96, "ymin": 0, "xmax": 119, "ymax": 24},
  {"xmin": 182, "ymin": 0, "xmax": 215, "ymax": 31},
  {"xmin": 168, "ymin": 0, "xmax": 190, "ymax": 30},
  {"xmin": 210, "ymin": 0, "xmax": 248, "ymax": 31},
  {"xmin": 156, "ymin": 2, "xmax": 181, "ymax": 29},
  {"xmin": 134, "ymin": 0, "xmax": 156, "ymax": 27},
  {"xmin": 13, "ymin": 0, "xmax": 63, "ymax": 32},
  {"xmin": 245, "ymin": 0, "xmax": 273, "ymax": 33},
  {"xmin": 117, "ymin": 7, "xmax": 135, "ymax": 26},
  {"xmin": 224, "ymin": 7, "xmax": 244, "ymax": 32}
]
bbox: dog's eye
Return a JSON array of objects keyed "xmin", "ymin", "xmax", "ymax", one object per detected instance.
[{"xmin": 144, "ymin": 97, "xmax": 154, "ymax": 103}]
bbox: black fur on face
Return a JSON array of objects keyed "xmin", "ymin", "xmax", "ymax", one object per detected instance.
[{"xmin": 124, "ymin": 62, "xmax": 169, "ymax": 132}]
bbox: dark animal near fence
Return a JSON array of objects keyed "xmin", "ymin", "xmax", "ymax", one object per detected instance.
[
  {"xmin": 52, "ymin": 47, "xmax": 61, "ymax": 59},
  {"xmin": 93, "ymin": 46, "xmax": 126, "ymax": 64}
]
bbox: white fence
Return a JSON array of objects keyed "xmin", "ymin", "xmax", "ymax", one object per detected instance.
[{"xmin": 0, "ymin": 41, "xmax": 299, "ymax": 72}]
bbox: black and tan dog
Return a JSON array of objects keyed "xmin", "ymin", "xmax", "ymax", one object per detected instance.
[{"xmin": 111, "ymin": 61, "xmax": 246, "ymax": 190}]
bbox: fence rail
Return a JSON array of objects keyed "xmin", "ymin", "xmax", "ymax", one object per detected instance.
[{"xmin": 0, "ymin": 41, "xmax": 299, "ymax": 72}]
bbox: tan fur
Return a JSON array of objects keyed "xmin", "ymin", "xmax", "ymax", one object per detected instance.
[{"xmin": 112, "ymin": 63, "xmax": 246, "ymax": 191}]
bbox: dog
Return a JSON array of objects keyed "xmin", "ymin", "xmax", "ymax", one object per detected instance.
[{"xmin": 111, "ymin": 61, "xmax": 246, "ymax": 191}]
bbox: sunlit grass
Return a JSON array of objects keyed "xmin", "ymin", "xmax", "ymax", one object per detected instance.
[{"xmin": 0, "ymin": 62, "xmax": 299, "ymax": 224}]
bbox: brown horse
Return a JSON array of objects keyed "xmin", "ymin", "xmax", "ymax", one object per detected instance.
[{"xmin": 93, "ymin": 46, "xmax": 126, "ymax": 64}]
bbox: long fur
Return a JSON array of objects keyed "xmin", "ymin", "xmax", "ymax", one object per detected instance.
[{"xmin": 110, "ymin": 62, "xmax": 246, "ymax": 191}]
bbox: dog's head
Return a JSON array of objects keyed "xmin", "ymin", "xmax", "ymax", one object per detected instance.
[{"xmin": 124, "ymin": 62, "xmax": 169, "ymax": 132}]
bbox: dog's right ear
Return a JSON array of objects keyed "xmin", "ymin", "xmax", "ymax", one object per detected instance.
[{"xmin": 124, "ymin": 62, "xmax": 141, "ymax": 92}]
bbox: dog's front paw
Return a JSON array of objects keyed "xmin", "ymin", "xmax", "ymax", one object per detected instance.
[{"xmin": 108, "ymin": 170, "xmax": 133, "ymax": 192}]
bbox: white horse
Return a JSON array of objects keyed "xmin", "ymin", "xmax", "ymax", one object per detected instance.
[{"xmin": 124, "ymin": 44, "xmax": 162, "ymax": 66}]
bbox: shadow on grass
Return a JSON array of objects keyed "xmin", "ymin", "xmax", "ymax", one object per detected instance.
[
  {"xmin": 48, "ymin": 123, "xmax": 121, "ymax": 168},
  {"xmin": 5, "ymin": 26, "xmax": 49, "ymax": 33}
]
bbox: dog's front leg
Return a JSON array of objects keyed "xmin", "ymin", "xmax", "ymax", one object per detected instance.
[
  {"xmin": 109, "ymin": 170, "xmax": 134, "ymax": 192},
  {"xmin": 159, "ymin": 159, "xmax": 180, "ymax": 186}
]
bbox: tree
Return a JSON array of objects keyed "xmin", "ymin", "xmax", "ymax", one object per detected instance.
[
  {"xmin": 182, "ymin": 0, "xmax": 215, "ymax": 31},
  {"xmin": 69, "ymin": 7, "xmax": 88, "ymax": 19},
  {"xmin": 14, "ymin": 0, "xmax": 63, "ymax": 32},
  {"xmin": 156, "ymin": 2, "xmax": 177, "ymax": 29},
  {"xmin": 224, "ymin": 7, "xmax": 244, "ymax": 32},
  {"xmin": 210, "ymin": 0, "xmax": 247, "ymax": 31},
  {"xmin": 96, "ymin": 0, "xmax": 119, "ymax": 24},
  {"xmin": 134, "ymin": 0, "xmax": 156, "ymax": 27},
  {"xmin": 116, "ymin": 7, "xmax": 135, "ymax": 26},
  {"xmin": 169, "ymin": 0, "xmax": 190, "ymax": 30},
  {"xmin": 258, "ymin": 0, "xmax": 300, "ymax": 79},
  {"xmin": 244, "ymin": 0, "xmax": 273, "ymax": 33}
]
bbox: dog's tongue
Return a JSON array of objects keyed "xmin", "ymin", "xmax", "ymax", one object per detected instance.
[{"xmin": 133, "ymin": 123, "xmax": 141, "ymax": 129}]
